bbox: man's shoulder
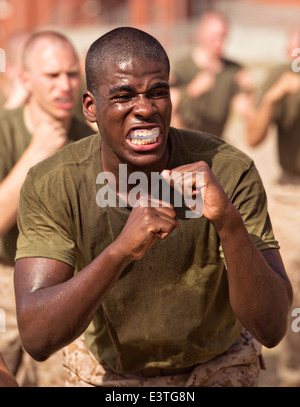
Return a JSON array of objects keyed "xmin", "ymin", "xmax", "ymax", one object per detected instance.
[
  {"xmin": 172, "ymin": 53, "xmax": 196, "ymax": 77},
  {"xmin": 0, "ymin": 105, "xmax": 24, "ymax": 122},
  {"xmin": 271, "ymin": 63, "xmax": 291, "ymax": 75},
  {"xmin": 27, "ymin": 133, "xmax": 100, "ymax": 187},
  {"xmin": 169, "ymin": 127, "xmax": 253, "ymax": 169},
  {"xmin": 221, "ymin": 58, "xmax": 243, "ymax": 73},
  {"xmin": 259, "ymin": 64, "xmax": 292, "ymax": 96},
  {"xmin": 69, "ymin": 115, "xmax": 94, "ymax": 141},
  {"xmin": 265, "ymin": 64, "xmax": 292, "ymax": 82},
  {"xmin": 0, "ymin": 106, "xmax": 27, "ymax": 145}
]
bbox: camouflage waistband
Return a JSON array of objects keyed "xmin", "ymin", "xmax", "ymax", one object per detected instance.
[{"xmin": 63, "ymin": 329, "xmax": 262, "ymax": 387}]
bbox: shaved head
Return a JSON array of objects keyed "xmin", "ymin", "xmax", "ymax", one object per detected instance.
[
  {"xmin": 197, "ymin": 11, "xmax": 228, "ymax": 34},
  {"xmin": 195, "ymin": 11, "xmax": 228, "ymax": 58},
  {"xmin": 22, "ymin": 31, "xmax": 79, "ymax": 71},
  {"xmin": 20, "ymin": 30, "xmax": 81, "ymax": 122},
  {"xmin": 85, "ymin": 27, "xmax": 170, "ymax": 97}
]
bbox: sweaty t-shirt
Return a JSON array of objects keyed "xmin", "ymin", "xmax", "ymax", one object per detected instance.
[
  {"xmin": 0, "ymin": 105, "xmax": 93, "ymax": 264},
  {"xmin": 16, "ymin": 128, "xmax": 279, "ymax": 373},
  {"xmin": 171, "ymin": 55, "xmax": 242, "ymax": 137}
]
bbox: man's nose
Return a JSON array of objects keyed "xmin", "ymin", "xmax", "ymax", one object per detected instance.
[
  {"xmin": 58, "ymin": 73, "xmax": 72, "ymax": 91},
  {"xmin": 133, "ymin": 95, "xmax": 156, "ymax": 119}
]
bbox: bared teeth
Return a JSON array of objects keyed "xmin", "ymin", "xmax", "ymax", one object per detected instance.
[
  {"xmin": 130, "ymin": 137, "xmax": 158, "ymax": 145},
  {"xmin": 128, "ymin": 127, "xmax": 160, "ymax": 141},
  {"xmin": 57, "ymin": 98, "xmax": 71, "ymax": 102}
]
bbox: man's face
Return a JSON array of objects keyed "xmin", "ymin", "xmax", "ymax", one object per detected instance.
[
  {"xmin": 198, "ymin": 17, "xmax": 228, "ymax": 58},
  {"xmin": 90, "ymin": 58, "xmax": 172, "ymax": 172},
  {"xmin": 24, "ymin": 40, "xmax": 81, "ymax": 120}
]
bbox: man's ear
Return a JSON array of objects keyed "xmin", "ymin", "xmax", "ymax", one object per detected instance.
[
  {"xmin": 19, "ymin": 70, "xmax": 32, "ymax": 93},
  {"xmin": 83, "ymin": 90, "xmax": 97, "ymax": 123}
]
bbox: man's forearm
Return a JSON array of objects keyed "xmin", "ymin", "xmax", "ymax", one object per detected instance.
[
  {"xmin": 0, "ymin": 144, "xmax": 50, "ymax": 235},
  {"xmin": 246, "ymin": 95, "xmax": 275, "ymax": 147},
  {"xmin": 217, "ymin": 209, "xmax": 293, "ymax": 348},
  {"xmin": 16, "ymin": 202, "xmax": 178, "ymax": 361},
  {"xmin": 15, "ymin": 242, "xmax": 132, "ymax": 361}
]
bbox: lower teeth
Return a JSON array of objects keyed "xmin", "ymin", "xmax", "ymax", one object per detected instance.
[{"xmin": 130, "ymin": 137, "xmax": 158, "ymax": 145}]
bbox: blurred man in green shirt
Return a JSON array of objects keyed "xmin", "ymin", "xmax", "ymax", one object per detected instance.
[{"xmin": 0, "ymin": 30, "xmax": 92, "ymax": 386}]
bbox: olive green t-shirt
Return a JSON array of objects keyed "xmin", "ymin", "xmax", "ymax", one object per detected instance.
[
  {"xmin": 258, "ymin": 64, "xmax": 300, "ymax": 175},
  {"xmin": 0, "ymin": 105, "xmax": 93, "ymax": 264},
  {"xmin": 16, "ymin": 128, "xmax": 279, "ymax": 372},
  {"xmin": 171, "ymin": 55, "xmax": 242, "ymax": 137}
]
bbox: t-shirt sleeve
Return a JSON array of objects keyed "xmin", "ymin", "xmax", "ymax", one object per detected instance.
[
  {"xmin": 231, "ymin": 161, "xmax": 279, "ymax": 251},
  {"xmin": 15, "ymin": 170, "xmax": 77, "ymax": 268},
  {"xmin": 218, "ymin": 160, "xmax": 279, "ymax": 263}
]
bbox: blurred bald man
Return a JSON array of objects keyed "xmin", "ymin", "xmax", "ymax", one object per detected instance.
[
  {"xmin": 170, "ymin": 11, "xmax": 254, "ymax": 138},
  {"xmin": 0, "ymin": 31, "xmax": 92, "ymax": 386}
]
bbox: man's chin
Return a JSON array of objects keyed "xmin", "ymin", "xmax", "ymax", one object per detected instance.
[
  {"xmin": 52, "ymin": 109, "xmax": 73, "ymax": 121},
  {"xmin": 125, "ymin": 150, "xmax": 169, "ymax": 173}
]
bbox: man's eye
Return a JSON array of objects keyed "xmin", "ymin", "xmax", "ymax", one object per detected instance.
[
  {"xmin": 68, "ymin": 72, "xmax": 80, "ymax": 79},
  {"xmin": 113, "ymin": 94, "xmax": 132, "ymax": 102},
  {"xmin": 47, "ymin": 73, "xmax": 59, "ymax": 78},
  {"xmin": 150, "ymin": 90, "xmax": 169, "ymax": 98}
]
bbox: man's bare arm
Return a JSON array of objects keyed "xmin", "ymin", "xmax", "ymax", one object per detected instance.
[
  {"xmin": 0, "ymin": 120, "xmax": 67, "ymax": 236},
  {"xmin": 162, "ymin": 162, "xmax": 293, "ymax": 347},
  {"xmin": 218, "ymin": 215, "xmax": 293, "ymax": 347},
  {"xmin": 14, "ymin": 203, "xmax": 178, "ymax": 361},
  {"xmin": 247, "ymin": 71, "xmax": 300, "ymax": 147}
]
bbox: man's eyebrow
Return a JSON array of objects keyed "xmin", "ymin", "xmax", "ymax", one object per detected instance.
[
  {"xmin": 149, "ymin": 82, "xmax": 170, "ymax": 91},
  {"xmin": 109, "ymin": 85, "xmax": 135, "ymax": 96},
  {"xmin": 43, "ymin": 68, "xmax": 80, "ymax": 75},
  {"xmin": 108, "ymin": 82, "xmax": 170, "ymax": 96}
]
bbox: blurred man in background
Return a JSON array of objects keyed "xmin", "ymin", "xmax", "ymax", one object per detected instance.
[
  {"xmin": 247, "ymin": 26, "xmax": 300, "ymax": 387},
  {"xmin": 170, "ymin": 11, "xmax": 254, "ymax": 138},
  {"xmin": 0, "ymin": 30, "xmax": 92, "ymax": 386}
]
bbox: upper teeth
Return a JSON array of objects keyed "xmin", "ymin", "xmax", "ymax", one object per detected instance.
[{"xmin": 128, "ymin": 127, "xmax": 160, "ymax": 140}]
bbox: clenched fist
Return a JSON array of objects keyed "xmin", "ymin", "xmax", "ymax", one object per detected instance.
[
  {"xmin": 161, "ymin": 161, "xmax": 236, "ymax": 230},
  {"xmin": 115, "ymin": 198, "xmax": 178, "ymax": 261}
]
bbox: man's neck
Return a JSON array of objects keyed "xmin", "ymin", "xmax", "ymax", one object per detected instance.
[
  {"xmin": 192, "ymin": 46, "xmax": 223, "ymax": 73},
  {"xmin": 101, "ymin": 140, "xmax": 171, "ymax": 200},
  {"xmin": 24, "ymin": 99, "xmax": 71, "ymax": 134}
]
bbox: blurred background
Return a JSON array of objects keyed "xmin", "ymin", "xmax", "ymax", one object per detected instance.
[
  {"xmin": 2, "ymin": 0, "xmax": 299, "ymax": 169},
  {"xmin": 1, "ymin": 0, "xmax": 300, "ymax": 66},
  {"xmin": 1, "ymin": 0, "xmax": 300, "ymax": 387}
]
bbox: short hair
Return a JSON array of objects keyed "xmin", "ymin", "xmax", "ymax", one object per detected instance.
[
  {"xmin": 85, "ymin": 27, "xmax": 170, "ymax": 97},
  {"xmin": 22, "ymin": 30, "xmax": 78, "ymax": 70}
]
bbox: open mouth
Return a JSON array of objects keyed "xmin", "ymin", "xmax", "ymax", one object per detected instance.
[
  {"xmin": 55, "ymin": 97, "xmax": 74, "ymax": 109},
  {"xmin": 127, "ymin": 127, "xmax": 160, "ymax": 145}
]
